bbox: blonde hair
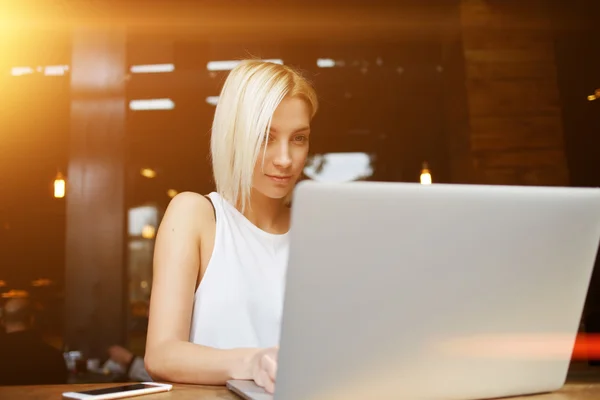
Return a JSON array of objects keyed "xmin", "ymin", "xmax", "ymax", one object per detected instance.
[{"xmin": 210, "ymin": 60, "xmax": 318, "ymax": 212}]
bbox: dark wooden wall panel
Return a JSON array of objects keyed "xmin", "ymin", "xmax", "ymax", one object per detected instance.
[
  {"xmin": 455, "ymin": 0, "xmax": 570, "ymax": 186},
  {"xmin": 441, "ymin": 0, "xmax": 475, "ymax": 184},
  {"xmin": 470, "ymin": 116, "xmax": 564, "ymax": 151},
  {"xmin": 64, "ymin": 27, "xmax": 127, "ymax": 356}
]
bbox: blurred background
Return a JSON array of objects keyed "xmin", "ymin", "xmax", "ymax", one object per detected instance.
[{"xmin": 0, "ymin": 0, "xmax": 599, "ymax": 385}]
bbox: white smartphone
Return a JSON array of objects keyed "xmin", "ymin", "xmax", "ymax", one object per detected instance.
[{"xmin": 62, "ymin": 382, "xmax": 173, "ymax": 399}]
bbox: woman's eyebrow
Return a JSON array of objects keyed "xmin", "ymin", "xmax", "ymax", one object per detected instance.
[{"xmin": 268, "ymin": 126, "xmax": 311, "ymax": 134}]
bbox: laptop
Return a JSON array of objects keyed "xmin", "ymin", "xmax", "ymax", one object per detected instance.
[{"xmin": 227, "ymin": 181, "xmax": 600, "ymax": 400}]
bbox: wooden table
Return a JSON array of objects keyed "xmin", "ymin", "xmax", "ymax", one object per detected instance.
[{"xmin": 2, "ymin": 382, "xmax": 600, "ymax": 400}]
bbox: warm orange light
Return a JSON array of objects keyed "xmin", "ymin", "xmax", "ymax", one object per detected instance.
[
  {"xmin": 1, "ymin": 289, "xmax": 29, "ymax": 299},
  {"xmin": 140, "ymin": 168, "xmax": 157, "ymax": 178},
  {"xmin": 54, "ymin": 172, "xmax": 66, "ymax": 198},
  {"xmin": 141, "ymin": 224, "xmax": 156, "ymax": 239},
  {"xmin": 32, "ymin": 278, "xmax": 52, "ymax": 287},
  {"xmin": 436, "ymin": 333, "xmax": 600, "ymax": 361},
  {"xmin": 573, "ymin": 333, "xmax": 600, "ymax": 360},
  {"xmin": 0, "ymin": 280, "xmax": 6, "ymax": 288},
  {"xmin": 420, "ymin": 162, "xmax": 432, "ymax": 185},
  {"xmin": 167, "ymin": 189, "xmax": 178, "ymax": 198}
]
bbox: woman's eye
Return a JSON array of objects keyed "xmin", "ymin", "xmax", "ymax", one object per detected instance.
[{"xmin": 294, "ymin": 135, "xmax": 307, "ymax": 143}]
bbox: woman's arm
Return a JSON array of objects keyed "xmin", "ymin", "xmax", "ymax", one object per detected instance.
[{"xmin": 143, "ymin": 192, "xmax": 273, "ymax": 386}]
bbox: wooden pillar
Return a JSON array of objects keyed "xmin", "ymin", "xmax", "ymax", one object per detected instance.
[
  {"xmin": 441, "ymin": 0, "xmax": 476, "ymax": 184},
  {"xmin": 445, "ymin": 0, "xmax": 570, "ymax": 185},
  {"xmin": 64, "ymin": 27, "xmax": 127, "ymax": 357}
]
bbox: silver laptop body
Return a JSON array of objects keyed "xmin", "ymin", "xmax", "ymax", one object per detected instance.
[{"xmin": 228, "ymin": 181, "xmax": 600, "ymax": 400}]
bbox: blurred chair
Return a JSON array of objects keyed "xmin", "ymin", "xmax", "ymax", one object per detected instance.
[{"xmin": 0, "ymin": 297, "xmax": 68, "ymax": 385}]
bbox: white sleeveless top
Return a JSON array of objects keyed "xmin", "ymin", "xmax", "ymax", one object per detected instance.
[{"xmin": 188, "ymin": 192, "xmax": 290, "ymax": 349}]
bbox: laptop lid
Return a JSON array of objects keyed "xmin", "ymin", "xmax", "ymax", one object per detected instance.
[{"xmin": 272, "ymin": 181, "xmax": 600, "ymax": 400}]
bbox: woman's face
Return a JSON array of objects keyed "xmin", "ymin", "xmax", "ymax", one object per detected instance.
[{"xmin": 252, "ymin": 96, "xmax": 311, "ymax": 200}]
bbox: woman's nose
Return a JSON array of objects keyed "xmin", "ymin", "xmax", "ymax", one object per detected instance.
[{"xmin": 273, "ymin": 143, "xmax": 292, "ymax": 168}]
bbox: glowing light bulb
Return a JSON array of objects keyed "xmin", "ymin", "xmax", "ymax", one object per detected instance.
[
  {"xmin": 54, "ymin": 172, "xmax": 66, "ymax": 198},
  {"xmin": 142, "ymin": 225, "xmax": 156, "ymax": 239},
  {"xmin": 420, "ymin": 162, "xmax": 432, "ymax": 185},
  {"xmin": 140, "ymin": 168, "xmax": 157, "ymax": 178}
]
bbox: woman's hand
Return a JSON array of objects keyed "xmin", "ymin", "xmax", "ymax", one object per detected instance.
[{"xmin": 250, "ymin": 347, "xmax": 279, "ymax": 394}]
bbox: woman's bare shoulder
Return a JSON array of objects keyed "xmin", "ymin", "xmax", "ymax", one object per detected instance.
[{"xmin": 159, "ymin": 191, "xmax": 215, "ymax": 237}]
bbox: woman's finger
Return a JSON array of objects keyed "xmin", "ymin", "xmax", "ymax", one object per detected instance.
[
  {"xmin": 255, "ymin": 369, "xmax": 275, "ymax": 394},
  {"xmin": 263, "ymin": 354, "xmax": 278, "ymax": 381},
  {"xmin": 262, "ymin": 369, "xmax": 275, "ymax": 394}
]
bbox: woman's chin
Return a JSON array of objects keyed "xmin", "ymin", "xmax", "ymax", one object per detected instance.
[{"xmin": 253, "ymin": 186, "xmax": 292, "ymax": 201}]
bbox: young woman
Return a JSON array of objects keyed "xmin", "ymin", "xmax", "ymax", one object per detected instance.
[{"xmin": 144, "ymin": 60, "xmax": 318, "ymax": 394}]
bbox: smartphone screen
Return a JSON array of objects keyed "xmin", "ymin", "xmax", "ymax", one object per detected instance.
[{"xmin": 75, "ymin": 384, "xmax": 157, "ymax": 396}]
